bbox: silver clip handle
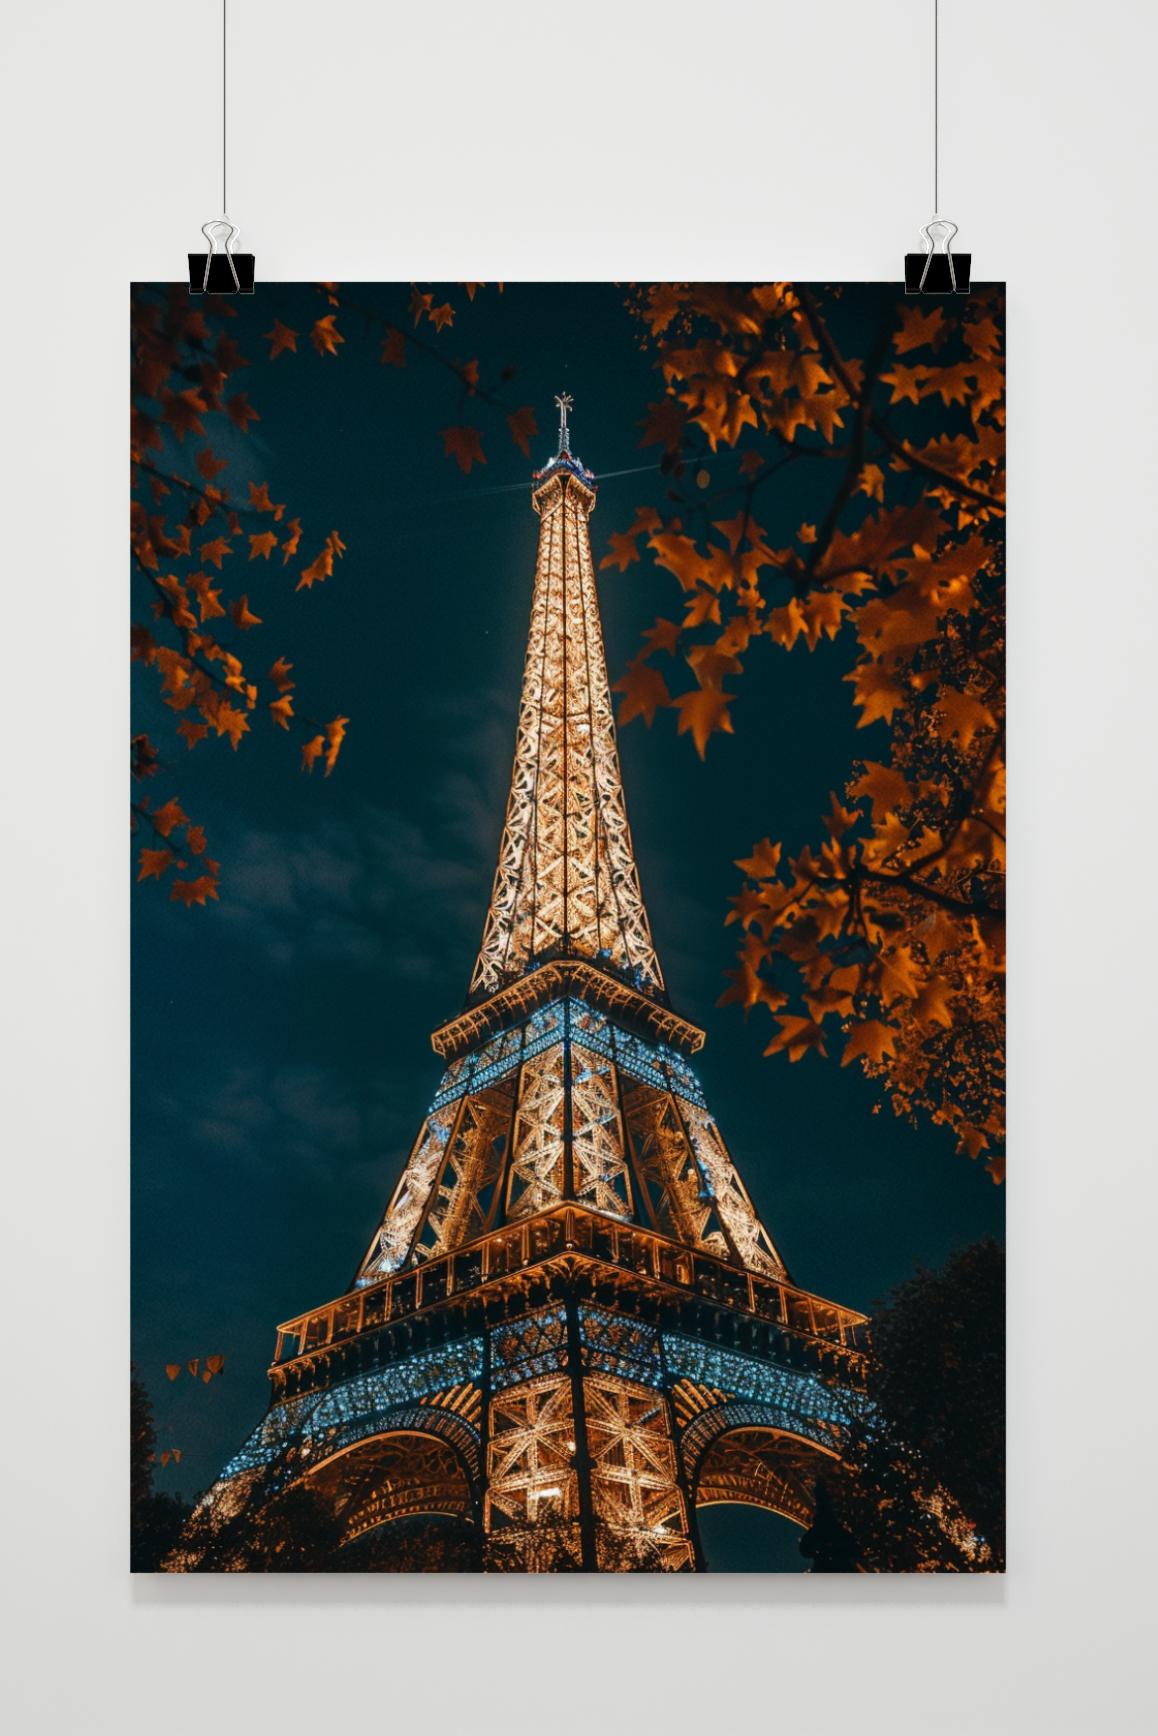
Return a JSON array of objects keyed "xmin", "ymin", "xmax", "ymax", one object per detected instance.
[
  {"xmin": 200, "ymin": 218, "xmax": 241, "ymax": 293},
  {"xmin": 918, "ymin": 218, "xmax": 958, "ymax": 293}
]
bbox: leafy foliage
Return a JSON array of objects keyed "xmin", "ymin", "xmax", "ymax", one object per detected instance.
[
  {"xmin": 612, "ymin": 284, "xmax": 1005, "ymax": 1173},
  {"xmin": 131, "ymin": 287, "xmax": 352, "ymax": 901}
]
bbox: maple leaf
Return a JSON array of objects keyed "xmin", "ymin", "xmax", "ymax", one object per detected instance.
[
  {"xmin": 640, "ymin": 400, "xmax": 688, "ymax": 451},
  {"xmin": 298, "ymin": 546, "xmax": 334, "ymax": 590},
  {"xmin": 177, "ymin": 719, "xmax": 209, "ymax": 750},
  {"xmin": 429, "ymin": 302, "xmax": 455, "ymax": 332},
  {"xmin": 736, "ymin": 837, "xmax": 782, "ymax": 879},
  {"xmin": 441, "ymin": 426, "xmax": 486, "ymax": 473},
  {"xmin": 877, "ymin": 946, "xmax": 922, "ymax": 1003},
  {"xmin": 205, "ymin": 1354, "xmax": 225, "ymax": 1376},
  {"xmin": 150, "ymin": 798, "xmax": 188, "ymax": 839},
  {"xmin": 846, "ymin": 661, "xmax": 905, "ymax": 726},
  {"xmin": 161, "ymin": 388, "xmax": 208, "ymax": 442},
  {"xmin": 324, "ymin": 716, "xmax": 349, "ymax": 775},
  {"xmin": 199, "ymin": 536, "xmax": 231, "ymax": 570},
  {"xmin": 264, "ymin": 320, "xmax": 299, "ymax": 360},
  {"xmin": 268, "ymin": 657, "xmax": 294, "ymax": 690},
  {"xmin": 881, "ymin": 364, "xmax": 927, "ymax": 406},
  {"xmin": 937, "ymin": 687, "xmax": 994, "ymax": 750},
  {"xmin": 896, "ymin": 306, "xmax": 945, "ymax": 354},
  {"xmin": 764, "ymin": 1015, "xmax": 828, "ymax": 1062},
  {"xmin": 185, "ymin": 825, "xmax": 207, "ymax": 856},
  {"xmin": 247, "ymin": 482, "xmax": 285, "ymax": 518},
  {"xmin": 171, "ymin": 873, "xmax": 219, "ymax": 907},
  {"xmin": 857, "ymin": 463, "xmax": 886, "ymax": 502},
  {"xmin": 281, "ymin": 518, "xmax": 302, "ymax": 563},
  {"xmin": 301, "ymin": 734, "xmax": 325, "ymax": 773},
  {"xmin": 674, "ymin": 684, "xmax": 735, "ymax": 758},
  {"xmin": 226, "ymin": 393, "xmax": 260, "ymax": 432},
  {"xmin": 849, "ymin": 761, "xmax": 912, "ymax": 821},
  {"xmin": 188, "ymin": 572, "xmax": 225, "ymax": 621},
  {"xmin": 270, "ymin": 693, "xmax": 294, "ymax": 730},
  {"xmin": 684, "ymin": 590, "xmax": 722, "ymax": 629},
  {"xmin": 615, "ymin": 659, "xmax": 671, "ymax": 727},
  {"xmin": 247, "ymin": 531, "xmax": 278, "ymax": 563},
  {"xmin": 842, "ymin": 1020, "xmax": 899, "ymax": 1065},
  {"xmin": 196, "ymin": 448, "xmax": 228, "ymax": 481},
  {"xmin": 642, "ymin": 617, "xmax": 682, "ymax": 655},
  {"xmin": 506, "ymin": 406, "xmax": 538, "ymax": 457},
  {"xmin": 212, "ymin": 703, "xmax": 249, "ymax": 750},
  {"xmin": 165, "ymin": 1363, "xmax": 181, "ymax": 1381},
  {"xmin": 600, "ymin": 531, "xmax": 639, "ymax": 573},
  {"xmin": 138, "ymin": 847, "xmax": 173, "ymax": 881},
  {"xmin": 310, "ymin": 314, "xmax": 344, "ymax": 357},
  {"xmin": 230, "ymin": 595, "xmax": 263, "ymax": 630},
  {"xmin": 381, "ymin": 327, "xmax": 406, "ymax": 367}
]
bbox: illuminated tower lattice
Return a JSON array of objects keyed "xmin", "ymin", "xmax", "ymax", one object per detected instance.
[{"xmin": 178, "ymin": 401, "xmax": 867, "ymax": 1572}]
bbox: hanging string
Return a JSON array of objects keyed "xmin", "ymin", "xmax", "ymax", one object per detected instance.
[
  {"xmin": 222, "ymin": 0, "xmax": 228, "ymax": 215},
  {"xmin": 933, "ymin": 0, "xmax": 939, "ymax": 215}
]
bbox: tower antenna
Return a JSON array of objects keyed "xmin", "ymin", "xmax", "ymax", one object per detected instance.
[{"xmin": 554, "ymin": 392, "xmax": 574, "ymax": 456}]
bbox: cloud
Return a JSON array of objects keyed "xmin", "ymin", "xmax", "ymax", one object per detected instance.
[{"xmin": 214, "ymin": 687, "xmax": 513, "ymax": 986}]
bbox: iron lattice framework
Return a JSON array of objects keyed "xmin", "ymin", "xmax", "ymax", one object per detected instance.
[{"xmin": 175, "ymin": 410, "xmax": 866, "ymax": 1573}]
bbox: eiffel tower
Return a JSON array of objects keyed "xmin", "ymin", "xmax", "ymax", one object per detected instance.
[{"xmin": 178, "ymin": 399, "xmax": 866, "ymax": 1572}]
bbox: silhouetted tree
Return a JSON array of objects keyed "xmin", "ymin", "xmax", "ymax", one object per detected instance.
[
  {"xmin": 130, "ymin": 1369, "xmax": 191, "ymax": 1571},
  {"xmin": 830, "ymin": 1238, "xmax": 1005, "ymax": 1571}
]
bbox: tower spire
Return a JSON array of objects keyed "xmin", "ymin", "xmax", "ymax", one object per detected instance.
[
  {"xmin": 470, "ymin": 405, "xmax": 660, "ymax": 999},
  {"xmin": 555, "ymin": 390, "xmax": 573, "ymax": 455}
]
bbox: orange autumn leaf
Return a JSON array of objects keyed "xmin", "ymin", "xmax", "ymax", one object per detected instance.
[
  {"xmin": 138, "ymin": 847, "xmax": 173, "ymax": 881},
  {"xmin": 196, "ymin": 448, "xmax": 228, "ymax": 481},
  {"xmin": 281, "ymin": 518, "xmax": 302, "ymax": 563},
  {"xmin": 441, "ymin": 425, "xmax": 486, "ymax": 474},
  {"xmin": 842, "ymin": 1020, "xmax": 899, "ymax": 1065},
  {"xmin": 673, "ymin": 684, "xmax": 735, "ymax": 758},
  {"xmin": 185, "ymin": 825, "xmax": 207, "ymax": 856},
  {"xmin": 600, "ymin": 531, "xmax": 639, "ymax": 573},
  {"xmin": 311, "ymin": 314, "xmax": 344, "ymax": 357},
  {"xmin": 270, "ymin": 693, "xmax": 294, "ymax": 730},
  {"xmin": 248, "ymin": 531, "xmax": 278, "ymax": 562},
  {"xmin": 298, "ymin": 547, "xmax": 333, "ymax": 591},
  {"xmin": 429, "ymin": 302, "xmax": 455, "ymax": 332},
  {"xmin": 381, "ymin": 327, "xmax": 406, "ymax": 367},
  {"xmin": 264, "ymin": 320, "xmax": 299, "ymax": 359},
  {"xmin": 230, "ymin": 595, "xmax": 263, "ymax": 630},
  {"xmin": 226, "ymin": 393, "xmax": 260, "ymax": 432},
  {"xmin": 170, "ymin": 872, "xmax": 219, "ymax": 907},
  {"xmin": 199, "ymin": 536, "xmax": 232, "ymax": 570},
  {"xmin": 324, "ymin": 716, "xmax": 349, "ymax": 775},
  {"xmin": 247, "ymin": 482, "xmax": 285, "ymax": 519},
  {"xmin": 164, "ymin": 1363, "xmax": 181, "ymax": 1381},
  {"xmin": 506, "ymin": 406, "xmax": 538, "ymax": 457},
  {"xmin": 301, "ymin": 734, "xmax": 325, "ymax": 773},
  {"xmin": 150, "ymin": 797, "xmax": 188, "ymax": 839},
  {"xmin": 177, "ymin": 719, "xmax": 209, "ymax": 750},
  {"xmin": 614, "ymin": 659, "xmax": 671, "ymax": 727},
  {"xmin": 736, "ymin": 838, "xmax": 782, "ymax": 879},
  {"xmin": 764, "ymin": 1015, "xmax": 828, "ymax": 1062}
]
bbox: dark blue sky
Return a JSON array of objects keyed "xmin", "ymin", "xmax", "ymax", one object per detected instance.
[{"xmin": 132, "ymin": 282, "xmax": 1002, "ymax": 1568}]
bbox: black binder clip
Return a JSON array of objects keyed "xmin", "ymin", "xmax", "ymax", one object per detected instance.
[
  {"xmin": 188, "ymin": 218, "xmax": 254, "ymax": 295},
  {"xmin": 905, "ymin": 218, "xmax": 971, "ymax": 294}
]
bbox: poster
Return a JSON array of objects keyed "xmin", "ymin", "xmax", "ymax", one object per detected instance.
[{"xmin": 131, "ymin": 282, "xmax": 1005, "ymax": 1572}]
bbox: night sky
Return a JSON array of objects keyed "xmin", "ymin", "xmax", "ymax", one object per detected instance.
[{"xmin": 132, "ymin": 282, "xmax": 1003, "ymax": 1571}]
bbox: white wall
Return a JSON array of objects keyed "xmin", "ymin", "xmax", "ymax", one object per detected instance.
[{"xmin": 3, "ymin": 2, "xmax": 1155, "ymax": 1731}]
